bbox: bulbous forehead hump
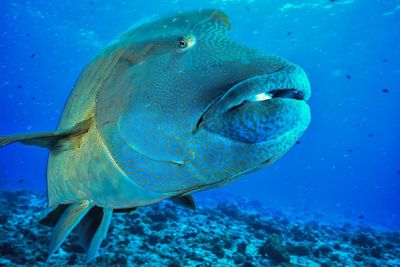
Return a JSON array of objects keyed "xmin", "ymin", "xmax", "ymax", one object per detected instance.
[{"xmin": 119, "ymin": 9, "xmax": 231, "ymax": 43}]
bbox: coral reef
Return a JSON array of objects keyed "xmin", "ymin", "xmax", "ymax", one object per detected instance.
[{"xmin": 0, "ymin": 190, "xmax": 399, "ymax": 266}]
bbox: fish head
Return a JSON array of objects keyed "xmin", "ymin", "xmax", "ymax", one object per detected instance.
[{"xmin": 96, "ymin": 9, "xmax": 311, "ymax": 194}]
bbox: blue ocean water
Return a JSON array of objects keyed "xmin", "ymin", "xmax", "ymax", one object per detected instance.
[{"xmin": 0, "ymin": 0, "xmax": 399, "ymax": 258}]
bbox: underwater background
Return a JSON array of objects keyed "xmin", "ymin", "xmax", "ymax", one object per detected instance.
[{"xmin": 0, "ymin": 0, "xmax": 399, "ymax": 266}]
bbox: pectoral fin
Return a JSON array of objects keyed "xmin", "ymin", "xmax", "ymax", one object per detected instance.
[
  {"xmin": 171, "ymin": 195, "xmax": 196, "ymax": 211},
  {"xmin": 0, "ymin": 117, "xmax": 93, "ymax": 152}
]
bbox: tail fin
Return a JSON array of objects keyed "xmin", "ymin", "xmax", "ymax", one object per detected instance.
[
  {"xmin": 0, "ymin": 117, "xmax": 93, "ymax": 151},
  {"xmin": 40, "ymin": 202, "xmax": 113, "ymax": 263}
]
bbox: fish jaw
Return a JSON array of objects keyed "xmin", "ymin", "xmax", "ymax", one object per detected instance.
[{"xmin": 199, "ymin": 64, "xmax": 311, "ymax": 144}]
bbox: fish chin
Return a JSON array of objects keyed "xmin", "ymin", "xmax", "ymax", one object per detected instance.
[{"xmin": 204, "ymin": 97, "xmax": 311, "ymax": 143}]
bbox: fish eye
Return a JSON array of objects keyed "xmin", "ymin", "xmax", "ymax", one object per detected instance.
[
  {"xmin": 178, "ymin": 39, "xmax": 187, "ymax": 48},
  {"xmin": 176, "ymin": 34, "xmax": 196, "ymax": 51}
]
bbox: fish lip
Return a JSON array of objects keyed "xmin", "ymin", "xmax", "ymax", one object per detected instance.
[
  {"xmin": 195, "ymin": 64, "xmax": 311, "ymax": 131},
  {"xmin": 225, "ymin": 64, "xmax": 311, "ymax": 103}
]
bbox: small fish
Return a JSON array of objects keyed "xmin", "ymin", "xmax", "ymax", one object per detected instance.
[
  {"xmin": 287, "ymin": 31, "xmax": 293, "ymax": 36},
  {"xmin": 382, "ymin": 88, "xmax": 389, "ymax": 93},
  {"xmin": 18, "ymin": 179, "xmax": 24, "ymax": 183},
  {"xmin": 30, "ymin": 53, "xmax": 36, "ymax": 59},
  {"xmin": 345, "ymin": 74, "xmax": 351, "ymax": 80}
]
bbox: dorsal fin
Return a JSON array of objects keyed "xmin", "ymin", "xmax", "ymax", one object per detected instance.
[{"xmin": 0, "ymin": 117, "xmax": 93, "ymax": 152}]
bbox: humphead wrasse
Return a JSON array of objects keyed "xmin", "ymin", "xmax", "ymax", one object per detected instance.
[{"xmin": 0, "ymin": 9, "xmax": 311, "ymax": 261}]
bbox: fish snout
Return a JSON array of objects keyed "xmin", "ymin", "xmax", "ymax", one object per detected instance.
[{"xmin": 199, "ymin": 64, "xmax": 311, "ymax": 143}]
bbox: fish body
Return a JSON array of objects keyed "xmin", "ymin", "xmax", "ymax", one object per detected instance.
[{"xmin": 0, "ymin": 9, "xmax": 311, "ymax": 261}]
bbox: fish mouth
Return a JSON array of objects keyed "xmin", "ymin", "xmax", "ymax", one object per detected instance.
[
  {"xmin": 226, "ymin": 88, "xmax": 305, "ymax": 113},
  {"xmin": 208, "ymin": 64, "xmax": 310, "ymax": 115},
  {"xmin": 196, "ymin": 64, "xmax": 311, "ymax": 142}
]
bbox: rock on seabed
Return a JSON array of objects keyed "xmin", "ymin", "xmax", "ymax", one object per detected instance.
[{"xmin": 0, "ymin": 190, "xmax": 399, "ymax": 266}]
